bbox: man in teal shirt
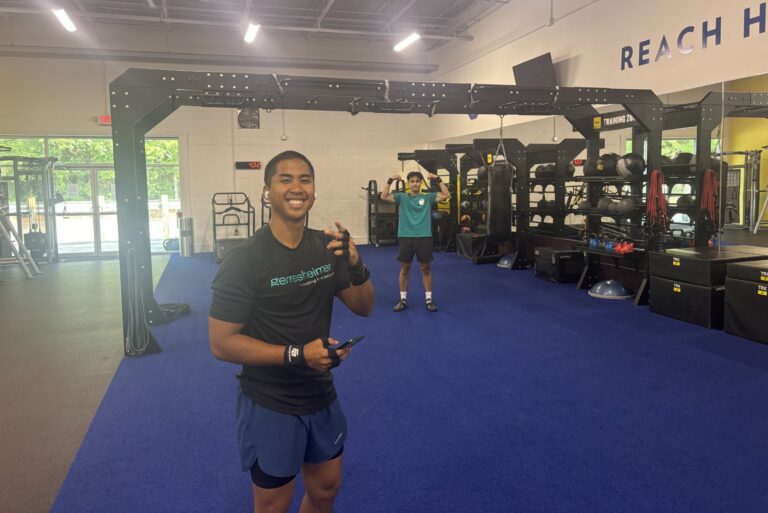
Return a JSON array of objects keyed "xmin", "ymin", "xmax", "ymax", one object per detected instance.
[{"xmin": 380, "ymin": 170, "xmax": 450, "ymax": 312}]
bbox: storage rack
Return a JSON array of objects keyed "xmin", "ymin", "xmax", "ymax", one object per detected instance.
[
  {"xmin": 570, "ymin": 113, "xmax": 661, "ymax": 305},
  {"xmin": 524, "ymin": 139, "xmax": 588, "ymax": 237}
]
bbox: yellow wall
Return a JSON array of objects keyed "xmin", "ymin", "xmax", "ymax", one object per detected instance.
[{"xmin": 723, "ymin": 74, "xmax": 768, "ymax": 225}]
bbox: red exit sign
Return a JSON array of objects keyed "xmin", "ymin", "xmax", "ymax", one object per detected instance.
[{"xmin": 97, "ymin": 115, "xmax": 111, "ymax": 125}]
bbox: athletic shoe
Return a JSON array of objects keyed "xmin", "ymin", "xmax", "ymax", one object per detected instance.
[
  {"xmin": 425, "ymin": 299, "xmax": 438, "ymax": 312},
  {"xmin": 393, "ymin": 299, "xmax": 408, "ymax": 312}
]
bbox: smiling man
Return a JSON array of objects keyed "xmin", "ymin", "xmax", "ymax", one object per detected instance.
[{"xmin": 208, "ymin": 150, "xmax": 374, "ymax": 513}]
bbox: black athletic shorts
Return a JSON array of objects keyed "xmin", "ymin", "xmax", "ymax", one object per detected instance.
[{"xmin": 397, "ymin": 237, "xmax": 433, "ymax": 263}]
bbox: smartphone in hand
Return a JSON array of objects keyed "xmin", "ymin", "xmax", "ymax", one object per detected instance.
[{"xmin": 334, "ymin": 336, "xmax": 365, "ymax": 350}]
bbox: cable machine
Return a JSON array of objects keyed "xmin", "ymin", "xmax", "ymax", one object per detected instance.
[{"xmin": 0, "ymin": 156, "xmax": 59, "ymax": 264}]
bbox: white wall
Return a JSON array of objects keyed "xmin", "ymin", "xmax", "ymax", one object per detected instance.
[
  {"xmin": 0, "ymin": 56, "xmax": 435, "ymax": 252},
  {"xmin": 425, "ymin": 0, "xmax": 768, "ymax": 141}
]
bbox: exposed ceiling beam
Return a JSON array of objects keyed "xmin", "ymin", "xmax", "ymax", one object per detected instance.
[
  {"xmin": 0, "ymin": 7, "xmax": 472, "ymax": 41},
  {"xmin": 381, "ymin": 0, "xmax": 417, "ymax": 32},
  {"xmin": 0, "ymin": 44, "xmax": 439, "ymax": 74},
  {"xmin": 73, "ymin": 0, "xmax": 92, "ymax": 24},
  {"xmin": 314, "ymin": 0, "xmax": 336, "ymax": 27}
]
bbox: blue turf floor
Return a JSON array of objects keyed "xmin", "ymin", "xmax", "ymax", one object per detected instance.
[{"xmin": 51, "ymin": 247, "xmax": 768, "ymax": 513}]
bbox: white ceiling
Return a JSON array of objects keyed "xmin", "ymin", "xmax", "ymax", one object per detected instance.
[{"xmin": 0, "ymin": 0, "xmax": 510, "ymax": 74}]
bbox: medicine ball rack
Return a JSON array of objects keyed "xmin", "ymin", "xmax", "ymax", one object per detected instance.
[{"xmin": 525, "ymin": 139, "xmax": 589, "ymax": 238}]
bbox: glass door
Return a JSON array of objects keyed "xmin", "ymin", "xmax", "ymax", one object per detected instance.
[
  {"xmin": 53, "ymin": 168, "xmax": 95, "ymax": 255},
  {"xmin": 97, "ymin": 169, "xmax": 118, "ymax": 253}
]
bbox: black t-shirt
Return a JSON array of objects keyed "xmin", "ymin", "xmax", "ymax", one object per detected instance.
[{"xmin": 209, "ymin": 226, "xmax": 351, "ymax": 415}]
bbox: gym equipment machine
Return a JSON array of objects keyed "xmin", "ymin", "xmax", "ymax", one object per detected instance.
[
  {"xmin": 0, "ymin": 156, "xmax": 59, "ymax": 263},
  {"xmin": 212, "ymin": 192, "xmax": 255, "ymax": 263},
  {"xmin": 363, "ymin": 179, "xmax": 402, "ymax": 247},
  {"xmin": 0, "ymin": 207, "xmax": 42, "ymax": 278},
  {"xmin": 719, "ymin": 150, "xmax": 762, "ymax": 229}
]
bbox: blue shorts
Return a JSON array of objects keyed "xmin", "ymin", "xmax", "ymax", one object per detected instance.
[{"xmin": 236, "ymin": 388, "xmax": 347, "ymax": 478}]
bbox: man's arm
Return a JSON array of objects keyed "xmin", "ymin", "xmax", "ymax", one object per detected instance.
[
  {"xmin": 379, "ymin": 174, "xmax": 401, "ymax": 202},
  {"xmin": 208, "ymin": 318, "xmax": 348, "ymax": 370},
  {"xmin": 208, "ymin": 318, "xmax": 284, "ymax": 365},
  {"xmin": 325, "ymin": 222, "xmax": 375, "ymax": 316},
  {"xmin": 426, "ymin": 172, "xmax": 451, "ymax": 202}
]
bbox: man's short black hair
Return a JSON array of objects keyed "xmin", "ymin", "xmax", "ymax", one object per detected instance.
[
  {"xmin": 406, "ymin": 171, "xmax": 422, "ymax": 182},
  {"xmin": 264, "ymin": 151, "xmax": 315, "ymax": 185}
]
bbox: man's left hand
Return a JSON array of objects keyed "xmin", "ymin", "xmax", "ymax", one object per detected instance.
[{"xmin": 325, "ymin": 221, "xmax": 359, "ymax": 266}]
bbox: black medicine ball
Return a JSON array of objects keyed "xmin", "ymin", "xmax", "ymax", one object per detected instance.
[{"xmin": 617, "ymin": 153, "xmax": 646, "ymax": 177}]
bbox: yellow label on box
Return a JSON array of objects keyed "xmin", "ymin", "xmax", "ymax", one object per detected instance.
[
  {"xmin": 758, "ymin": 290, "xmax": 767, "ymax": 297},
  {"xmin": 673, "ymin": 286, "xmax": 681, "ymax": 293},
  {"xmin": 593, "ymin": 117, "xmax": 602, "ymax": 129},
  {"xmin": 673, "ymin": 261, "xmax": 680, "ymax": 267},
  {"xmin": 486, "ymin": 153, "xmax": 493, "ymax": 165},
  {"xmin": 760, "ymin": 272, "xmax": 767, "ymax": 282}
]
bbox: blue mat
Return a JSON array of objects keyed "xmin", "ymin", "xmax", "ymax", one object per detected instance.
[{"xmin": 51, "ymin": 247, "xmax": 768, "ymax": 513}]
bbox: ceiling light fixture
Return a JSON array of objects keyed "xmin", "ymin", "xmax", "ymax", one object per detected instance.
[
  {"xmin": 52, "ymin": 8, "xmax": 77, "ymax": 32},
  {"xmin": 244, "ymin": 22, "xmax": 260, "ymax": 43},
  {"xmin": 393, "ymin": 32, "xmax": 420, "ymax": 52}
]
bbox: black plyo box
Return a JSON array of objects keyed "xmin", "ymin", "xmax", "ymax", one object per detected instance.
[
  {"xmin": 649, "ymin": 248, "xmax": 768, "ymax": 287},
  {"xmin": 726, "ymin": 259, "xmax": 768, "ymax": 283},
  {"xmin": 724, "ymin": 260, "xmax": 768, "ymax": 344},
  {"xmin": 533, "ymin": 247, "xmax": 584, "ymax": 283},
  {"xmin": 649, "ymin": 275, "xmax": 724, "ymax": 329}
]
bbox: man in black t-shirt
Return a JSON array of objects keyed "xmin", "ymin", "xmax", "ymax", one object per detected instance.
[{"xmin": 209, "ymin": 150, "xmax": 374, "ymax": 513}]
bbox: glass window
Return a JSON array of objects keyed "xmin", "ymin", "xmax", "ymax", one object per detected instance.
[{"xmin": 47, "ymin": 137, "xmax": 114, "ymax": 164}]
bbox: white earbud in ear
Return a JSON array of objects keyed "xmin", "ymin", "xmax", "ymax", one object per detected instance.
[{"xmin": 264, "ymin": 191, "xmax": 270, "ymax": 199}]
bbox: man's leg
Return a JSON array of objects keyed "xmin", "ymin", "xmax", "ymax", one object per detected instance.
[
  {"xmin": 399, "ymin": 262, "xmax": 411, "ymax": 293},
  {"xmin": 419, "ymin": 261, "xmax": 432, "ymax": 293},
  {"xmin": 300, "ymin": 454, "xmax": 344, "ymax": 513},
  {"xmin": 393, "ymin": 261, "xmax": 411, "ymax": 311},
  {"xmin": 252, "ymin": 479, "xmax": 296, "ymax": 513}
]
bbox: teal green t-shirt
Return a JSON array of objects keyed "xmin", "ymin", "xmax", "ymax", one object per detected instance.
[{"xmin": 394, "ymin": 192, "xmax": 437, "ymax": 237}]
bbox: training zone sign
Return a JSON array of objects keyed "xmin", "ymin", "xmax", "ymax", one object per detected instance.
[{"xmin": 620, "ymin": 2, "xmax": 766, "ymax": 70}]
